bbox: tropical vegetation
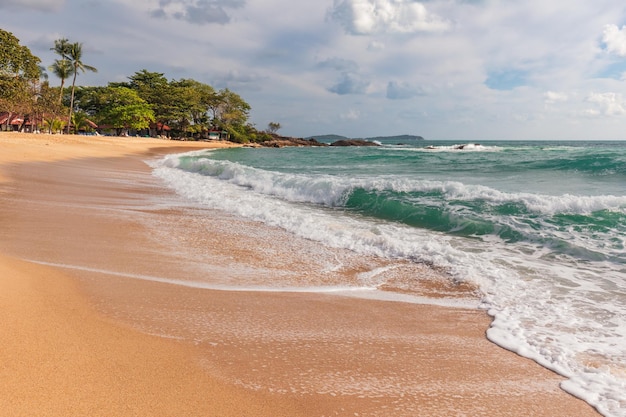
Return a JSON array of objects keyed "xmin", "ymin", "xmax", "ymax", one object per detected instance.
[
  {"xmin": 0, "ymin": 28, "xmax": 276, "ymax": 143},
  {"xmin": 0, "ymin": 29, "xmax": 44, "ymax": 131}
]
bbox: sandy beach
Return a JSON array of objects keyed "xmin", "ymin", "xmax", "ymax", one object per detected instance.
[{"xmin": 0, "ymin": 131, "xmax": 600, "ymax": 416}]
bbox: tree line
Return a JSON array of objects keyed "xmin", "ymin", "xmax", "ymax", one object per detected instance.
[{"xmin": 0, "ymin": 28, "xmax": 278, "ymax": 142}]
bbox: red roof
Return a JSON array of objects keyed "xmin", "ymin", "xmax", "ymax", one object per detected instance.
[
  {"xmin": 0, "ymin": 113, "xmax": 37, "ymax": 126},
  {"xmin": 0, "ymin": 113, "xmax": 26, "ymax": 125},
  {"xmin": 153, "ymin": 122, "xmax": 171, "ymax": 131}
]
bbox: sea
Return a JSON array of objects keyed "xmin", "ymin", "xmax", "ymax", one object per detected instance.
[{"xmin": 150, "ymin": 139, "xmax": 626, "ymax": 417}]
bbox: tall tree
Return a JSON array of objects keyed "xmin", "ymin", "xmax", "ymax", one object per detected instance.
[
  {"xmin": 49, "ymin": 38, "xmax": 73, "ymax": 103},
  {"xmin": 65, "ymin": 42, "xmax": 97, "ymax": 133},
  {"xmin": 96, "ymin": 86, "xmax": 155, "ymax": 136},
  {"xmin": 267, "ymin": 122, "xmax": 281, "ymax": 133},
  {"xmin": 48, "ymin": 59, "xmax": 73, "ymax": 103},
  {"xmin": 127, "ymin": 70, "xmax": 171, "ymax": 135},
  {"xmin": 71, "ymin": 85, "xmax": 107, "ymax": 116},
  {"xmin": 217, "ymin": 88, "xmax": 250, "ymax": 128},
  {"xmin": 50, "ymin": 38, "xmax": 71, "ymax": 59},
  {"xmin": 0, "ymin": 29, "xmax": 42, "ymax": 129},
  {"xmin": 164, "ymin": 78, "xmax": 215, "ymax": 136},
  {"xmin": 34, "ymin": 81, "xmax": 65, "ymax": 133}
]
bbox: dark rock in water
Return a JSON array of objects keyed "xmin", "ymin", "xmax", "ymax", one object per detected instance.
[
  {"xmin": 330, "ymin": 139, "xmax": 380, "ymax": 147},
  {"xmin": 259, "ymin": 136, "xmax": 328, "ymax": 148},
  {"xmin": 453, "ymin": 143, "xmax": 481, "ymax": 150}
]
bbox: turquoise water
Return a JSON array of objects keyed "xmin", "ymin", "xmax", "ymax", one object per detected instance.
[{"xmin": 152, "ymin": 140, "xmax": 626, "ymax": 416}]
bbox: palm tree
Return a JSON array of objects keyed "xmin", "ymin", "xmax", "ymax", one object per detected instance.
[
  {"xmin": 49, "ymin": 38, "xmax": 72, "ymax": 104},
  {"xmin": 48, "ymin": 59, "xmax": 73, "ymax": 103},
  {"xmin": 65, "ymin": 42, "xmax": 97, "ymax": 134},
  {"xmin": 51, "ymin": 38, "xmax": 71, "ymax": 57}
]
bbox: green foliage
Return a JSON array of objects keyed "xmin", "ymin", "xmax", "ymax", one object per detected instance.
[
  {"xmin": 267, "ymin": 122, "xmax": 281, "ymax": 133},
  {"xmin": 48, "ymin": 38, "xmax": 73, "ymax": 104},
  {"xmin": 0, "ymin": 29, "xmax": 42, "ymax": 117},
  {"xmin": 1, "ymin": 34, "xmax": 262, "ymax": 142},
  {"xmin": 122, "ymin": 70, "xmax": 251, "ymax": 138},
  {"xmin": 126, "ymin": 70, "xmax": 176, "ymax": 135},
  {"xmin": 0, "ymin": 29, "xmax": 41, "ymax": 80},
  {"xmin": 71, "ymin": 85, "xmax": 106, "ymax": 115},
  {"xmin": 95, "ymin": 87, "xmax": 155, "ymax": 135},
  {"xmin": 211, "ymin": 88, "xmax": 251, "ymax": 128},
  {"xmin": 33, "ymin": 81, "xmax": 66, "ymax": 132},
  {"xmin": 63, "ymin": 41, "xmax": 97, "ymax": 133},
  {"xmin": 223, "ymin": 123, "xmax": 259, "ymax": 144},
  {"xmin": 256, "ymin": 131, "xmax": 274, "ymax": 142},
  {"xmin": 71, "ymin": 111, "xmax": 94, "ymax": 133},
  {"xmin": 43, "ymin": 115, "xmax": 65, "ymax": 134},
  {"xmin": 48, "ymin": 59, "xmax": 73, "ymax": 103}
]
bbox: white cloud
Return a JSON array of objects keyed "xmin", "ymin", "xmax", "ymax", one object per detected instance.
[
  {"xmin": 6, "ymin": 0, "xmax": 626, "ymax": 139},
  {"xmin": 367, "ymin": 40, "xmax": 385, "ymax": 51},
  {"xmin": 582, "ymin": 108, "xmax": 601, "ymax": 117},
  {"xmin": 0, "ymin": 0, "xmax": 64, "ymax": 11},
  {"xmin": 150, "ymin": 0, "xmax": 245, "ymax": 25},
  {"xmin": 340, "ymin": 109, "xmax": 361, "ymax": 120},
  {"xmin": 544, "ymin": 91, "xmax": 568, "ymax": 104},
  {"xmin": 602, "ymin": 24, "xmax": 626, "ymax": 57},
  {"xmin": 585, "ymin": 92, "xmax": 626, "ymax": 117},
  {"xmin": 329, "ymin": 0, "xmax": 450, "ymax": 35}
]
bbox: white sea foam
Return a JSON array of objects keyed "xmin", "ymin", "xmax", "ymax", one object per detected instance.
[
  {"xmin": 420, "ymin": 143, "xmax": 503, "ymax": 152},
  {"xmin": 26, "ymin": 259, "xmax": 476, "ymax": 308},
  {"xmin": 156, "ymin": 152, "xmax": 626, "ymax": 216},
  {"xmin": 150, "ymin": 151, "xmax": 626, "ymax": 417}
]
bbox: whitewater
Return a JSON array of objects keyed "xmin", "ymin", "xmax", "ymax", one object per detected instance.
[{"xmin": 150, "ymin": 139, "xmax": 626, "ymax": 416}]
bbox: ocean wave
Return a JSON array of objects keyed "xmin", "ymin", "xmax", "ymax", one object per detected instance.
[
  {"xmin": 388, "ymin": 143, "xmax": 504, "ymax": 152},
  {"xmin": 528, "ymin": 153, "xmax": 626, "ymax": 176},
  {"xmin": 152, "ymin": 147, "xmax": 626, "ymax": 417},
  {"xmin": 164, "ymin": 153, "xmax": 626, "ymax": 218},
  {"xmin": 155, "ymin": 151, "xmax": 626, "ymax": 269}
]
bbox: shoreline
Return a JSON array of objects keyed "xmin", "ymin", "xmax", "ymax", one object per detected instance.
[{"xmin": 0, "ymin": 132, "xmax": 600, "ymax": 416}]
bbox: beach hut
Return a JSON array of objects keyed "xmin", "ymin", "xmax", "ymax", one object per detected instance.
[
  {"xmin": 0, "ymin": 112, "xmax": 45, "ymax": 133},
  {"xmin": 149, "ymin": 122, "xmax": 171, "ymax": 138},
  {"xmin": 0, "ymin": 113, "xmax": 26, "ymax": 132},
  {"xmin": 207, "ymin": 128, "xmax": 229, "ymax": 140}
]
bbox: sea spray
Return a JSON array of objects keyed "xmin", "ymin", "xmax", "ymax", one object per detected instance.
[{"xmin": 150, "ymin": 140, "xmax": 626, "ymax": 416}]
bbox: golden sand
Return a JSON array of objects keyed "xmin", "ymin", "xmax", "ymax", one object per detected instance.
[{"xmin": 0, "ymin": 131, "xmax": 600, "ymax": 416}]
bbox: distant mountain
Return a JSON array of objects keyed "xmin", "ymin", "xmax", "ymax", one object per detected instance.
[
  {"xmin": 364, "ymin": 134, "xmax": 424, "ymax": 142},
  {"xmin": 307, "ymin": 134, "xmax": 424, "ymax": 142},
  {"xmin": 306, "ymin": 134, "xmax": 349, "ymax": 142}
]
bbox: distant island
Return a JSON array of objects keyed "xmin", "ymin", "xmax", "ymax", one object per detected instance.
[{"xmin": 307, "ymin": 134, "xmax": 425, "ymax": 142}]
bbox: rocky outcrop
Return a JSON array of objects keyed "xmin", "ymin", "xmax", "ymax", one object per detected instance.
[
  {"xmin": 255, "ymin": 135, "xmax": 380, "ymax": 148},
  {"xmin": 259, "ymin": 137, "xmax": 327, "ymax": 148}
]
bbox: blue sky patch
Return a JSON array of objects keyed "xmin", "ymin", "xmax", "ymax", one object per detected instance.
[
  {"xmin": 485, "ymin": 69, "xmax": 528, "ymax": 90},
  {"xmin": 595, "ymin": 60, "xmax": 626, "ymax": 80}
]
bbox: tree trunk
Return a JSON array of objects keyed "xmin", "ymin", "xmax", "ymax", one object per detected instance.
[
  {"xmin": 18, "ymin": 116, "xmax": 27, "ymax": 132},
  {"xmin": 58, "ymin": 79, "xmax": 65, "ymax": 104},
  {"xmin": 67, "ymin": 71, "xmax": 78, "ymax": 134},
  {"xmin": 5, "ymin": 112, "xmax": 12, "ymax": 131}
]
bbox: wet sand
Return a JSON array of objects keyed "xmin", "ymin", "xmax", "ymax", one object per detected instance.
[{"xmin": 0, "ymin": 132, "xmax": 600, "ymax": 416}]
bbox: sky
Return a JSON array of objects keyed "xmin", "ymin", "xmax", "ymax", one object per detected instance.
[{"xmin": 2, "ymin": 0, "xmax": 626, "ymax": 140}]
